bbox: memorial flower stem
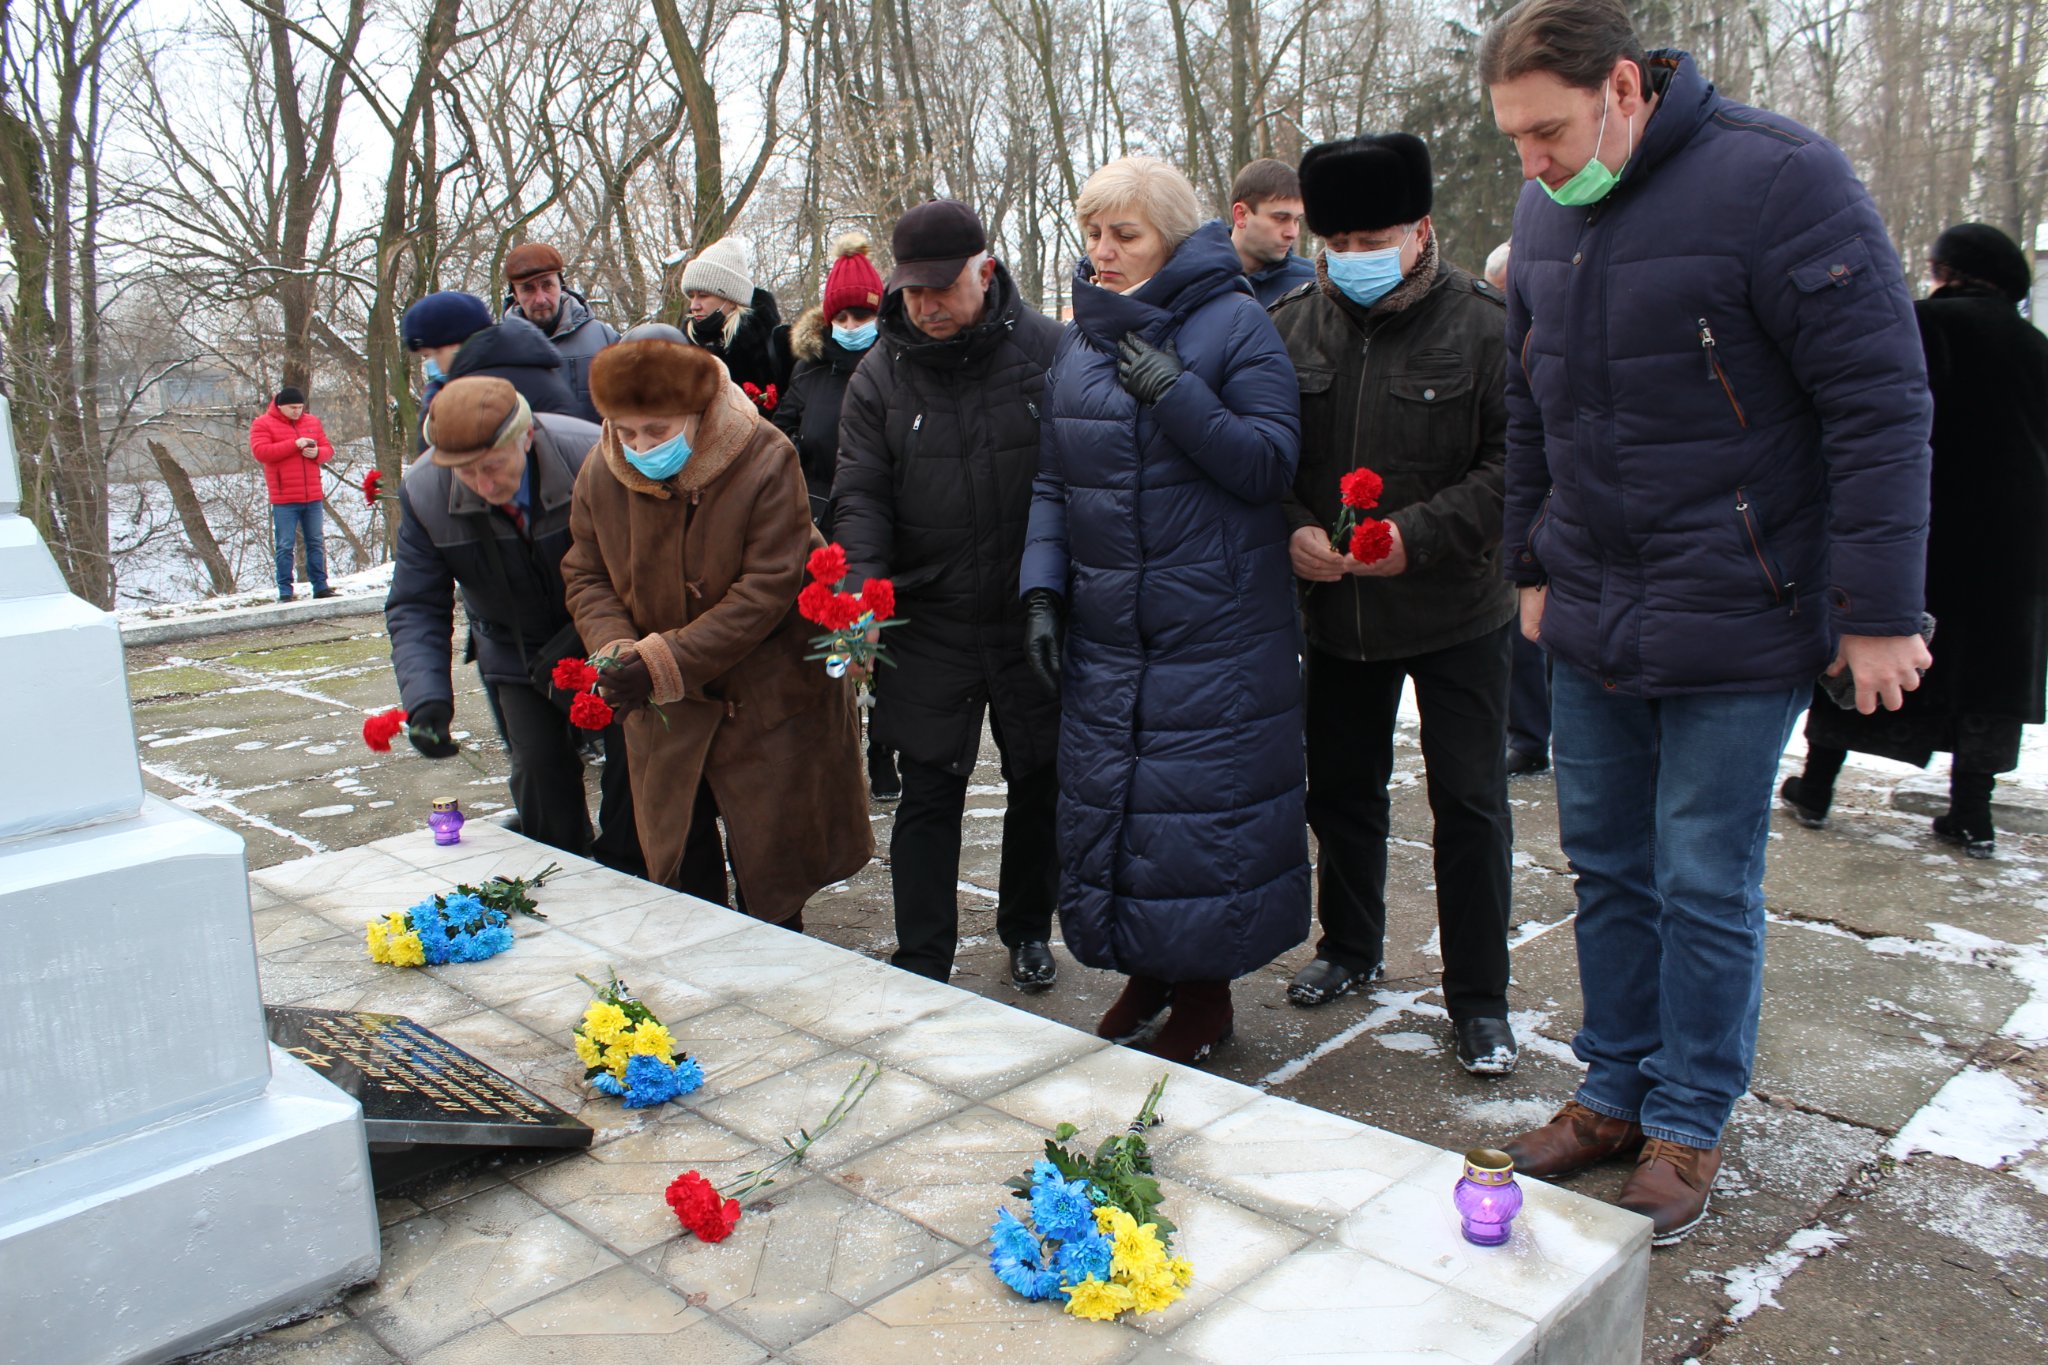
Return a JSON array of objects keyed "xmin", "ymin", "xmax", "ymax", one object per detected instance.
[{"xmin": 722, "ymin": 1062, "xmax": 881, "ymax": 1202}]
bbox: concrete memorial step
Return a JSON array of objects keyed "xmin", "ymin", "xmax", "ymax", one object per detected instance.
[{"xmin": 246, "ymin": 817, "xmax": 1650, "ymax": 1364}]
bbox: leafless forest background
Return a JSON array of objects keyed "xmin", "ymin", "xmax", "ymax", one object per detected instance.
[{"xmin": 3, "ymin": 0, "xmax": 2042, "ymax": 606}]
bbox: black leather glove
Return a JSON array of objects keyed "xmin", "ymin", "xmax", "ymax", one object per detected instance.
[
  {"xmin": 406, "ymin": 699, "xmax": 460, "ymax": 759},
  {"xmin": 1117, "ymin": 334, "xmax": 1182, "ymax": 405},
  {"xmin": 1024, "ymin": 589, "xmax": 1064, "ymax": 696},
  {"xmin": 596, "ymin": 652, "xmax": 654, "ymax": 713}
]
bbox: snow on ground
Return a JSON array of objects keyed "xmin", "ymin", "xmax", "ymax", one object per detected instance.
[
  {"xmin": 1886, "ymin": 1067, "xmax": 2048, "ymax": 1169},
  {"xmin": 1721, "ymin": 1225, "xmax": 1850, "ymax": 1322}
]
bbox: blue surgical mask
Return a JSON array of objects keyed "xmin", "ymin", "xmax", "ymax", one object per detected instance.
[
  {"xmin": 833, "ymin": 320, "xmax": 878, "ymax": 351},
  {"xmin": 423, "ymin": 357, "xmax": 446, "ymax": 383},
  {"xmin": 1326, "ymin": 231, "xmax": 1412, "ymax": 308},
  {"xmin": 623, "ymin": 428, "xmax": 692, "ymax": 481}
]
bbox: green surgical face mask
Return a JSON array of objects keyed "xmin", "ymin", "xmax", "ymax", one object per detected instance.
[{"xmin": 1542, "ymin": 86, "xmax": 1631, "ymax": 207}]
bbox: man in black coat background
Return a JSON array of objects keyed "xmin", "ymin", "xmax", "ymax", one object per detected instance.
[{"xmin": 832, "ymin": 200, "xmax": 1065, "ymax": 990}]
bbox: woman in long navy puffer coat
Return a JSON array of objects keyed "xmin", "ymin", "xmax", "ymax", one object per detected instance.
[{"xmin": 1021, "ymin": 157, "xmax": 1311, "ymax": 1063}]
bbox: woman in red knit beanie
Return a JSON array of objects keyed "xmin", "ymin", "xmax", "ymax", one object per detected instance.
[{"xmin": 773, "ymin": 231, "xmax": 895, "ymax": 799}]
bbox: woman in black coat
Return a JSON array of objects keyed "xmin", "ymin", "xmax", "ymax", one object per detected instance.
[
  {"xmin": 679, "ymin": 236, "xmax": 787, "ymax": 397},
  {"xmin": 1782, "ymin": 223, "xmax": 2048, "ymax": 856}
]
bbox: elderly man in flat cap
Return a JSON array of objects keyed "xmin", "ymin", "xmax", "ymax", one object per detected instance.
[
  {"xmin": 502, "ymin": 242, "xmax": 621, "ymax": 423},
  {"xmin": 1270, "ymin": 133, "xmax": 1520, "ymax": 1077},
  {"xmin": 384, "ymin": 375, "xmax": 642, "ymax": 875}
]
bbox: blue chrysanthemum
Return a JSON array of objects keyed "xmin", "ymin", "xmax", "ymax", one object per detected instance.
[
  {"xmin": 1053, "ymin": 1229, "xmax": 1112, "ymax": 1287},
  {"xmin": 590, "ymin": 1070, "xmax": 626, "ymax": 1096},
  {"xmin": 988, "ymin": 1214, "xmax": 1060, "ymax": 1302},
  {"xmin": 670, "ymin": 1054, "xmax": 705, "ymax": 1098},
  {"xmin": 991, "ymin": 1206, "xmax": 1042, "ymax": 1263},
  {"xmin": 1030, "ymin": 1171, "xmax": 1099, "ymax": 1243},
  {"xmin": 1031, "ymin": 1159, "xmax": 1063, "ymax": 1188}
]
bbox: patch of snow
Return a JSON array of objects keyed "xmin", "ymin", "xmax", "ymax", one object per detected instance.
[
  {"xmin": 1508, "ymin": 1007, "xmax": 1586, "ymax": 1069},
  {"xmin": 1376, "ymin": 1032, "xmax": 1440, "ymax": 1054},
  {"xmin": 1884, "ymin": 1066, "xmax": 2048, "ymax": 1168},
  {"xmin": 1458, "ymin": 1096, "xmax": 1557, "ymax": 1131},
  {"xmin": 2004, "ymin": 942, "xmax": 2048, "ymax": 1047},
  {"xmin": 234, "ymin": 740, "xmax": 268, "ymax": 751},
  {"xmin": 1257, "ymin": 988, "xmax": 1445, "ymax": 1089},
  {"xmin": 298, "ymin": 805, "xmax": 355, "ymax": 818},
  {"xmin": 303, "ymin": 744, "xmax": 338, "ymax": 756},
  {"xmin": 1722, "ymin": 1225, "xmax": 1848, "ymax": 1322},
  {"xmin": 147, "ymin": 726, "xmax": 242, "ymax": 748}
]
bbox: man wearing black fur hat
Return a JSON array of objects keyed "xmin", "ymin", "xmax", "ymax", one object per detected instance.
[{"xmin": 1270, "ymin": 133, "xmax": 1521, "ymax": 1077}]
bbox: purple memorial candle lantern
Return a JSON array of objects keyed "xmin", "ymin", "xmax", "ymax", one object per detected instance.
[
  {"xmin": 428, "ymin": 797, "xmax": 466, "ymax": 846},
  {"xmin": 1453, "ymin": 1147, "xmax": 1522, "ymax": 1246}
]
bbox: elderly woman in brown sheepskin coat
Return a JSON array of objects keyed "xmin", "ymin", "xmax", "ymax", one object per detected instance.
[{"xmin": 561, "ymin": 335, "xmax": 872, "ymax": 926}]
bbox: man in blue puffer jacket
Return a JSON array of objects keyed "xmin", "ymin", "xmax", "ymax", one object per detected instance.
[{"xmin": 1482, "ymin": 0, "xmax": 1932, "ymax": 1245}]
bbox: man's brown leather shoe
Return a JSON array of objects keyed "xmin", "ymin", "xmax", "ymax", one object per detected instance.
[
  {"xmin": 1618, "ymin": 1138, "xmax": 1722, "ymax": 1245},
  {"xmin": 1500, "ymin": 1101, "xmax": 1646, "ymax": 1179}
]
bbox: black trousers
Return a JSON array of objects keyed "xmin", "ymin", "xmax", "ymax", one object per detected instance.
[
  {"xmin": 890, "ymin": 715, "xmax": 1057, "ymax": 981},
  {"xmin": 483, "ymin": 678, "xmax": 644, "ymax": 878},
  {"xmin": 1304, "ymin": 625, "xmax": 1514, "ymax": 1021},
  {"xmin": 1507, "ymin": 632, "xmax": 1552, "ymax": 761}
]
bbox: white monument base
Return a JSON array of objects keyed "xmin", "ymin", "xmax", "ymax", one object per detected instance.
[
  {"xmin": 0, "ymin": 393, "xmax": 379, "ymax": 1364},
  {"xmin": 0, "ymin": 1047, "xmax": 379, "ymax": 1365}
]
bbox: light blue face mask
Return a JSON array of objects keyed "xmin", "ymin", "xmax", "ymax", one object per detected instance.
[
  {"xmin": 1326, "ymin": 229, "xmax": 1414, "ymax": 308},
  {"xmin": 833, "ymin": 320, "xmax": 879, "ymax": 351},
  {"xmin": 423, "ymin": 357, "xmax": 446, "ymax": 383},
  {"xmin": 624, "ymin": 428, "xmax": 692, "ymax": 481}
]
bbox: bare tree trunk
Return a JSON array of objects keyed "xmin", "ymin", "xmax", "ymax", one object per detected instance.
[{"xmin": 145, "ymin": 439, "xmax": 235, "ymax": 595}]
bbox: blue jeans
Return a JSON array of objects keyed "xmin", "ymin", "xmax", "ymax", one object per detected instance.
[
  {"xmin": 271, "ymin": 500, "xmax": 328, "ymax": 595},
  {"xmin": 1550, "ymin": 663, "xmax": 1806, "ymax": 1148}
]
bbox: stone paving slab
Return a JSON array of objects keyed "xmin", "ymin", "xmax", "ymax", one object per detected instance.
[
  {"xmin": 219, "ymin": 819, "xmax": 1649, "ymax": 1364},
  {"xmin": 137, "ymin": 610, "xmax": 2048, "ymax": 1363}
]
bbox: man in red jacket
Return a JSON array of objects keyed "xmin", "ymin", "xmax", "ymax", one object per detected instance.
[{"xmin": 248, "ymin": 385, "xmax": 338, "ymax": 600}]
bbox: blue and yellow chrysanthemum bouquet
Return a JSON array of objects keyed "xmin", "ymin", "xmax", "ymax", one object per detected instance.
[
  {"xmin": 574, "ymin": 968, "xmax": 705, "ymax": 1109},
  {"xmin": 364, "ymin": 864, "xmax": 560, "ymax": 967},
  {"xmin": 990, "ymin": 1075, "xmax": 1193, "ymax": 1320}
]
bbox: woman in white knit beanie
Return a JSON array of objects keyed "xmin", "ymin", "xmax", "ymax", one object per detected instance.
[{"xmin": 679, "ymin": 236, "xmax": 785, "ymax": 398}]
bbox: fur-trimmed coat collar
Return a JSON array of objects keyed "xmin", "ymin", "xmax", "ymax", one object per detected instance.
[{"xmin": 596, "ymin": 380, "xmax": 760, "ymax": 498}]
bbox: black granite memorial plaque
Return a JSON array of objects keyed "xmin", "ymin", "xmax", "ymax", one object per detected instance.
[{"xmin": 266, "ymin": 1005, "xmax": 591, "ymax": 1186}]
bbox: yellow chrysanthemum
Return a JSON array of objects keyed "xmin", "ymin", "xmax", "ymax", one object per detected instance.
[
  {"xmin": 1125, "ymin": 1266, "xmax": 1184, "ymax": 1314},
  {"xmin": 365, "ymin": 920, "xmax": 388, "ymax": 958},
  {"xmin": 1165, "ymin": 1256, "xmax": 1194, "ymax": 1288},
  {"xmin": 601, "ymin": 1041, "xmax": 630, "ymax": 1079},
  {"xmin": 385, "ymin": 911, "xmax": 410, "ymax": 931},
  {"xmin": 387, "ymin": 930, "xmax": 426, "ymax": 967},
  {"xmin": 626, "ymin": 1022, "xmax": 675, "ymax": 1060},
  {"xmin": 581, "ymin": 1001, "xmax": 629, "ymax": 1045},
  {"xmin": 1109, "ymin": 1219, "xmax": 1167, "ymax": 1275},
  {"xmin": 1062, "ymin": 1276, "xmax": 1136, "ymax": 1322},
  {"xmin": 573, "ymin": 1033, "xmax": 603, "ymax": 1070},
  {"xmin": 1094, "ymin": 1205, "xmax": 1135, "ymax": 1237}
]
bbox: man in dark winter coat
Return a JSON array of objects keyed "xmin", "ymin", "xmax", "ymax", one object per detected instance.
[
  {"xmin": 385, "ymin": 377, "xmax": 642, "ymax": 876},
  {"xmin": 1482, "ymin": 0, "xmax": 1931, "ymax": 1245},
  {"xmin": 832, "ymin": 200, "xmax": 1065, "ymax": 989},
  {"xmin": 502, "ymin": 242, "xmax": 620, "ymax": 424},
  {"xmin": 1273, "ymin": 133, "xmax": 1520, "ymax": 1079},
  {"xmin": 1226, "ymin": 158, "xmax": 1316, "ymax": 306},
  {"xmin": 403, "ymin": 291, "xmax": 580, "ymax": 451}
]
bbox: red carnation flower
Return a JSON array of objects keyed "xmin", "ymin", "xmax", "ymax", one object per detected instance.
[
  {"xmin": 568, "ymin": 690, "xmax": 615, "ymax": 730},
  {"xmin": 552, "ymin": 657, "xmax": 601, "ymax": 693},
  {"xmin": 1350, "ymin": 518, "xmax": 1395, "ymax": 564},
  {"xmin": 665, "ymin": 1170, "xmax": 742, "ymax": 1242},
  {"xmin": 822, "ymin": 591, "xmax": 865, "ymax": 632},
  {"xmin": 363, "ymin": 469, "xmax": 383, "ymax": 505},
  {"xmin": 798, "ymin": 580, "xmax": 838, "ymax": 627},
  {"xmin": 1339, "ymin": 467, "xmax": 1382, "ymax": 511},
  {"xmin": 807, "ymin": 542, "xmax": 848, "ymax": 586},
  {"xmin": 362, "ymin": 707, "xmax": 408, "ymax": 752},
  {"xmin": 859, "ymin": 577, "xmax": 895, "ymax": 621},
  {"xmin": 759, "ymin": 383, "xmax": 778, "ymax": 414}
]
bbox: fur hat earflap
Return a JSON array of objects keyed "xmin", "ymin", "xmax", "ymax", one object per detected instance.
[
  {"xmin": 1299, "ymin": 133, "xmax": 1434, "ymax": 237},
  {"xmin": 588, "ymin": 338, "xmax": 727, "ymax": 418}
]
